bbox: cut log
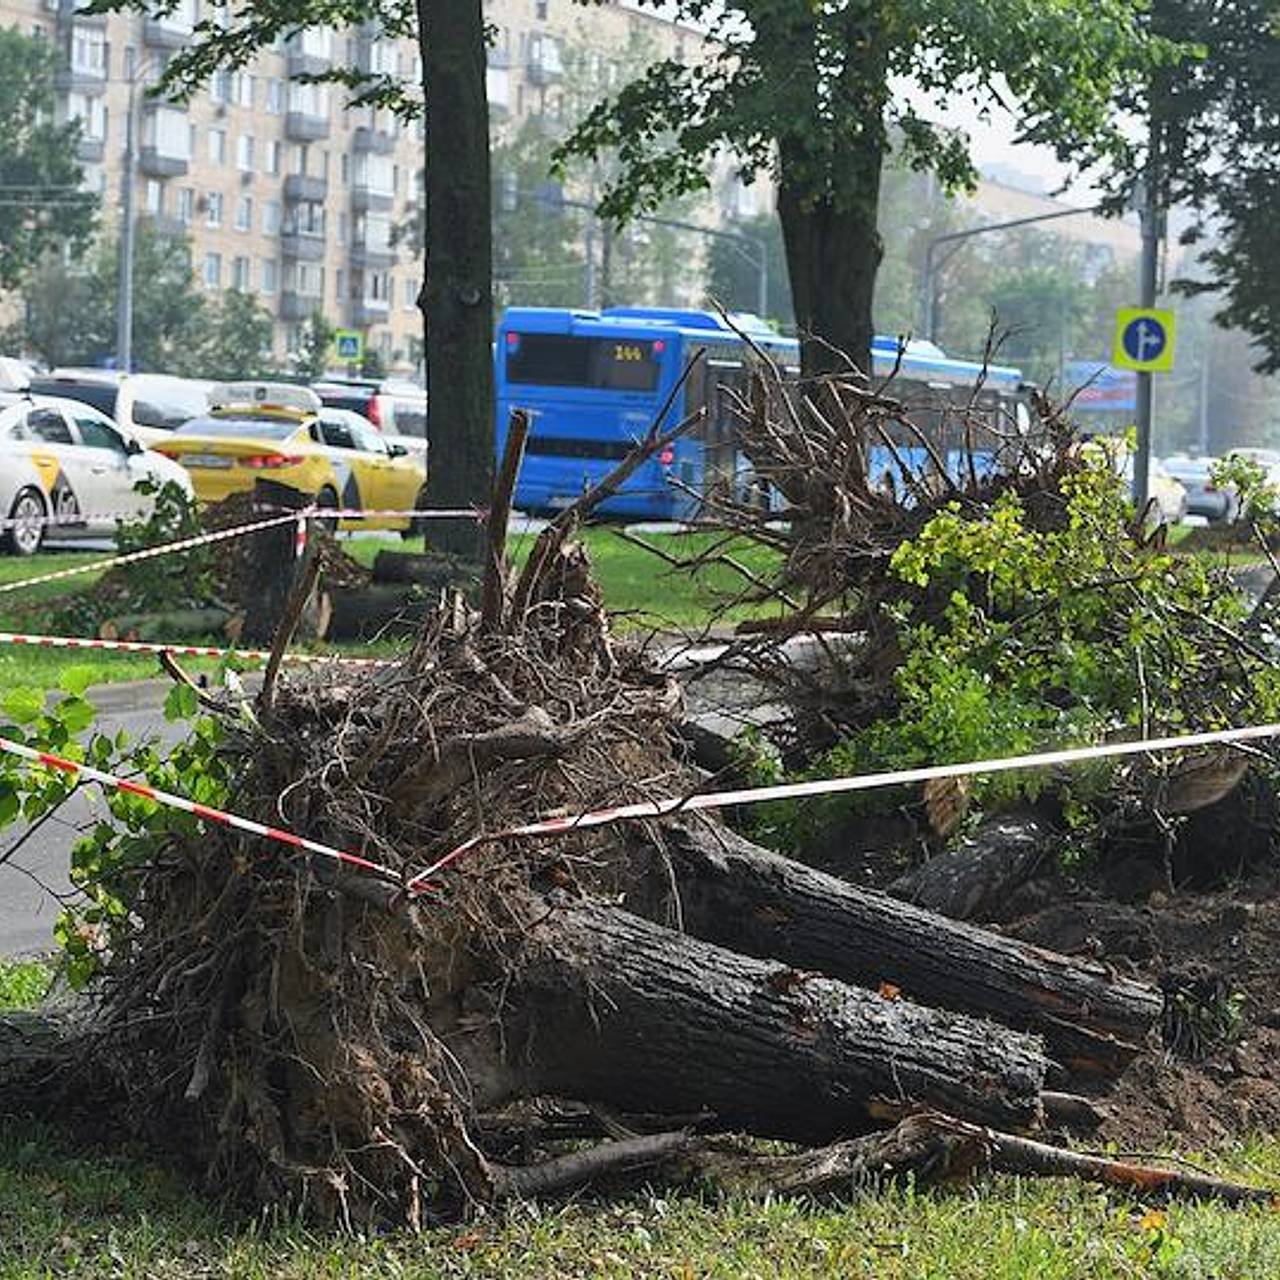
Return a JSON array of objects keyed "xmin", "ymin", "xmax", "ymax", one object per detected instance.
[
  {"xmin": 888, "ymin": 815, "xmax": 1049, "ymax": 922},
  {"xmin": 372, "ymin": 550, "xmax": 478, "ymax": 589},
  {"xmin": 98, "ymin": 607, "xmax": 232, "ymax": 643},
  {"xmin": 661, "ymin": 821, "xmax": 1162, "ymax": 1079},
  {"xmin": 494, "ymin": 897, "xmax": 1048, "ymax": 1141},
  {"xmin": 318, "ymin": 585, "xmax": 431, "ymax": 642}
]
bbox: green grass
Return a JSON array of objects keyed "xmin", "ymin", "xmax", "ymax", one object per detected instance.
[
  {"xmin": 3, "ymin": 1117, "xmax": 1280, "ymax": 1278},
  {"xmin": 0, "ymin": 532, "xmax": 782, "ymax": 689}
]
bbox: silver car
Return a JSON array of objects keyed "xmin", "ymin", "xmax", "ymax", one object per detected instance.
[{"xmin": 1, "ymin": 393, "xmax": 194, "ymax": 556}]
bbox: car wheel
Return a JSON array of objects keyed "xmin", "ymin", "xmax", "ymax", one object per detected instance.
[
  {"xmin": 401, "ymin": 488, "xmax": 428, "ymax": 540},
  {"xmin": 313, "ymin": 486, "xmax": 340, "ymax": 534},
  {"xmin": 3, "ymin": 488, "xmax": 46, "ymax": 557}
]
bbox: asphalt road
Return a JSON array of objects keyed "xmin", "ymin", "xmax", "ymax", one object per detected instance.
[{"xmin": 0, "ymin": 681, "xmax": 173, "ymax": 957}]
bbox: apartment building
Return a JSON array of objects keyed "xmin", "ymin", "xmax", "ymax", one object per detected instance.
[{"xmin": 3, "ymin": 0, "xmax": 722, "ymax": 374}]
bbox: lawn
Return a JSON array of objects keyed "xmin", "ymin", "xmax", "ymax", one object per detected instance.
[{"xmin": 0, "ymin": 529, "xmax": 781, "ymax": 689}]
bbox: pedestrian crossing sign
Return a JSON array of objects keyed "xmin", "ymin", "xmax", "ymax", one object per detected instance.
[
  {"xmin": 333, "ymin": 330, "xmax": 364, "ymax": 363},
  {"xmin": 1113, "ymin": 308, "xmax": 1176, "ymax": 373}
]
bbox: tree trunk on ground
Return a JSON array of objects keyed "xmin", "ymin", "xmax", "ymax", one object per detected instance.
[
  {"xmin": 317, "ymin": 585, "xmax": 431, "ymax": 642},
  {"xmin": 661, "ymin": 822, "xmax": 1162, "ymax": 1079},
  {"xmin": 888, "ymin": 815, "xmax": 1050, "ymax": 922},
  {"xmin": 418, "ymin": 0, "xmax": 493, "ymax": 560},
  {"xmin": 490, "ymin": 897, "xmax": 1048, "ymax": 1140}
]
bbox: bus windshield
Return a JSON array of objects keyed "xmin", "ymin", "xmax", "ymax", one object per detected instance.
[{"xmin": 505, "ymin": 334, "xmax": 662, "ymax": 392}]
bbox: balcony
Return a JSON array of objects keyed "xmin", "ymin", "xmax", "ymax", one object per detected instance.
[
  {"xmin": 144, "ymin": 213, "xmax": 189, "ymax": 239},
  {"xmin": 352, "ymin": 126, "xmax": 395, "ymax": 155},
  {"xmin": 280, "ymin": 232, "xmax": 326, "ymax": 262},
  {"xmin": 55, "ymin": 3, "xmax": 108, "ymax": 25},
  {"xmin": 286, "ymin": 111, "xmax": 331, "ymax": 142},
  {"xmin": 76, "ymin": 135, "xmax": 105, "ymax": 163},
  {"xmin": 138, "ymin": 147, "xmax": 189, "ymax": 178},
  {"xmin": 350, "ymin": 240, "xmax": 395, "ymax": 269},
  {"xmin": 284, "ymin": 173, "xmax": 328, "ymax": 203},
  {"xmin": 144, "ymin": 18, "xmax": 191, "ymax": 49},
  {"xmin": 280, "ymin": 290, "xmax": 325, "ymax": 321},
  {"xmin": 351, "ymin": 185, "xmax": 393, "ymax": 214},
  {"xmin": 350, "ymin": 299, "xmax": 390, "ymax": 326},
  {"xmin": 525, "ymin": 40, "xmax": 563, "ymax": 86},
  {"xmin": 287, "ymin": 47, "xmax": 332, "ymax": 78},
  {"xmin": 55, "ymin": 66, "xmax": 107, "ymax": 94}
]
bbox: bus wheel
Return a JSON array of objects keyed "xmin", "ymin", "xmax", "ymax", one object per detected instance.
[{"xmin": 3, "ymin": 488, "xmax": 46, "ymax": 557}]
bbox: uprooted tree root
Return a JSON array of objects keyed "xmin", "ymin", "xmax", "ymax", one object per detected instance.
[{"xmin": 5, "ymin": 404, "xmax": 1278, "ymax": 1226}]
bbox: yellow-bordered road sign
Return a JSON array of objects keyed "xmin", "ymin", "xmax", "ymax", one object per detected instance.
[
  {"xmin": 333, "ymin": 329, "xmax": 365, "ymax": 363},
  {"xmin": 1113, "ymin": 308, "xmax": 1176, "ymax": 373}
]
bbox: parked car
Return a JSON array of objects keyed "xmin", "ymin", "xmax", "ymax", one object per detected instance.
[
  {"xmin": 1082, "ymin": 438, "xmax": 1188, "ymax": 525},
  {"xmin": 28, "ymin": 369, "xmax": 214, "ymax": 444},
  {"xmin": 0, "ymin": 386, "xmax": 195, "ymax": 556},
  {"xmin": 312, "ymin": 376, "xmax": 427, "ymax": 441},
  {"xmin": 1160, "ymin": 454, "xmax": 1239, "ymax": 523},
  {"xmin": 153, "ymin": 382, "xmax": 427, "ymax": 534}
]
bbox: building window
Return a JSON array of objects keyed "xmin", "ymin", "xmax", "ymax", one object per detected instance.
[
  {"xmin": 235, "ymin": 73, "xmax": 255, "ymax": 108},
  {"xmin": 203, "ymin": 252, "xmax": 222, "ymax": 289},
  {"xmin": 266, "ymin": 79, "xmax": 285, "ymax": 114},
  {"xmin": 145, "ymin": 180, "xmax": 162, "ymax": 215},
  {"xmin": 235, "ymin": 194, "xmax": 253, "ymax": 231},
  {"xmin": 262, "ymin": 200, "xmax": 281, "ymax": 234},
  {"xmin": 265, "ymin": 140, "xmax": 282, "ymax": 176},
  {"xmin": 236, "ymin": 134, "xmax": 255, "ymax": 172},
  {"xmin": 71, "ymin": 26, "xmax": 107, "ymax": 77},
  {"xmin": 340, "ymin": 153, "xmax": 350, "ymax": 185},
  {"xmin": 336, "ymin": 268, "xmax": 346, "ymax": 301},
  {"xmin": 404, "ymin": 280, "xmax": 419, "ymax": 311},
  {"xmin": 337, "ymin": 212, "xmax": 348, "ymax": 245},
  {"xmin": 260, "ymin": 257, "xmax": 278, "ymax": 294},
  {"xmin": 535, "ymin": 0, "xmax": 548, "ymax": 18},
  {"xmin": 232, "ymin": 256, "xmax": 251, "ymax": 290},
  {"xmin": 206, "ymin": 191, "xmax": 223, "ymax": 228},
  {"xmin": 287, "ymin": 82, "xmax": 330, "ymax": 120},
  {"xmin": 208, "ymin": 128, "xmax": 227, "ymax": 165},
  {"xmin": 211, "ymin": 69, "xmax": 232, "ymax": 105},
  {"xmin": 176, "ymin": 187, "xmax": 194, "ymax": 225},
  {"xmin": 67, "ymin": 93, "xmax": 107, "ymax": 142}
]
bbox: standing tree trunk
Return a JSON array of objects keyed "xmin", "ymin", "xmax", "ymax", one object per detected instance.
[
  {"xmin": 418, "ymin": 0, "xmax": 494, "ymax": 559},
  {"xmin": 773, "ymin": 3, "xmax": 887, "ymax": 378}
]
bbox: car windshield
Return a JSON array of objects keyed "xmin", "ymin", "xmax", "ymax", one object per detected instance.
[
  {"xmin": 316, "ymin": 391, "xmax": 373, "ymax": 415},
  {"xmin": 175, "ymin": 416, "xmax": 303, "ymax": 441}
]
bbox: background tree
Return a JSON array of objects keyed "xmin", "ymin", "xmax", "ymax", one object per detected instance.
[
  {"xmin": 6, "ymin": 224, "xmax": 205, "ymax": 371},
  {"xmin": 195, "ymin": 289, "xmax": 277, "ymax": 380},
  {"xmin": 0, "ymin": 27, "xmax": 97, "ymax": 291},
  {"xmin": 706, "ymin": 214, "xmax": 792, "ymax": 327},
  {"xmin": 293, "ymin": 310, "xmax": 335, "ymax": 382},
  {"xmin": 556, "ymin": 0, "xmax": 1172, "ymax": 376}
]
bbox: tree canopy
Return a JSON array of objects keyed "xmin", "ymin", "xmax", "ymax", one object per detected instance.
[
  {"xmin": 555, "ymin": 0, "xmax": 1176, "ymax": 374},
  {"xmin": 0, "ymin": 27, "xmax": 97, "ymax": 290}
]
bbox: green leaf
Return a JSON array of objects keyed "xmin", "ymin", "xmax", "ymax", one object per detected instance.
[
  {"xmin": 0, "ymin": 782, "xmax": 18, "ymax": 826},
  {"xmin": 56, "ymin": 696, "xmax": 96, "ymax": 735},
  {"xmin": 1, "ymin": 688, "xmax": 44, "ymax": 725},
  {"xmin": 164, "ymin": 684, "xmax": 199, "ymax": 723},
  {"xmin": 57, "ymin": 665, "xmax": 97, "ymax": 698}
]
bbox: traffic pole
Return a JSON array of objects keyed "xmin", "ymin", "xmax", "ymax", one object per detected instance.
[{"xmin": 1133, "ymin": 121, "xmax": 1163, "ymax": 513}]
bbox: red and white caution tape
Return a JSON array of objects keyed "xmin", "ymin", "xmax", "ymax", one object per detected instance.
[
  {"xmin": 0, "ymin": 629, "xmax": 389, "ymax": 667},
  {"xmin": 0, "ymin": 511, "xmax": 301, "ymax": 596},
  {"xmin": 319, "ymin": 507, "xmax": 485, "ymax": 521},
  {"xmin": 403, "ymin": 720, "xmax": 1280, "ymax": 895},
  {"xmin": 0, "ymin": 735, "xmax": 400, "ymax": 882},
  {"xmin": 0, "ymin": 509, "xmax": 145, "ymax": 531}
]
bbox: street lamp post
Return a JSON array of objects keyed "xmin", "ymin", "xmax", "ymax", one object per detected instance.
[
  {"xmin": 921, "ymin": 204, "xmax": 1104, "ymax": 343},
  {"xmin": 115, "ymin": 60, "xmax": 152, "ymax": 373}
]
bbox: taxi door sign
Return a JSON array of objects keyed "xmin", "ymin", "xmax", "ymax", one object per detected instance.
[
  {"xmin": 333, "ymin": 330, "xmax": 364, "ymax": 363},
  {"xmin": 1112, "ymin": 308, "xmax": 1176, "ymax": 373}
]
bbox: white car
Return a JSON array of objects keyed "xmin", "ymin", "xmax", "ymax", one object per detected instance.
[
  {"xmin": 28, "ymin": 368, "xmax": 214, "ymax": 445},
  {"xmin": 1, "ymin": 393, "xmax": 194, "ymax": 556}
]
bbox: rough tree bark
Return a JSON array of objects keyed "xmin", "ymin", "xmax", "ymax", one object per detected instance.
[
  {"xmin": 484, "ymin": 897, "xmax": 1048, "ymax": 1140},
  {"xmin": 661, "ymin": 822, "xmax": 1162, "ymax": 1079},
  {"xmin": 418, "ymin": 0, "xmax": 494, "ymax": 559}
]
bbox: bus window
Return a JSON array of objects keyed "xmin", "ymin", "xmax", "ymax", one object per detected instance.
[{"xmin": 505, "ymin": 334, "xmax": 662, "ymax": 392}]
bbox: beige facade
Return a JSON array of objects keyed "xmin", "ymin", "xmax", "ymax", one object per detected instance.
[{"xmin": 4, "ymin": 0, "xmax": 716, "ymax": 375}]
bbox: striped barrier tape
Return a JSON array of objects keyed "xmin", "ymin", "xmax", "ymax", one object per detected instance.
[
  {"xmin": 0, "ymin": 505, "xmax": 486, "ymax": 530},
  {"xmin": 0, "ymin": 735, "xmax": 399, "ymax": 882},
  {"xmin": 401, "ymin": 720, "xmax": 1280, "ymax": 894},
  {"xmin": 0, "ymin": 511, "xmax": 302, "ymax": 596},
  {"xmin": 0, "ymin": 629, "xmax": 390, "ymax": 667}
]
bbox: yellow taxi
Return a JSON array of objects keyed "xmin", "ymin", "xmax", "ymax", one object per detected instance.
[{"xmin": 154, "ymin": 382, "xmax": 428, "ymax": 532}]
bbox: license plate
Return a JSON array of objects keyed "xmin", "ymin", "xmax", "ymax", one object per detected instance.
[{"xmin": 182, "ymin": 453, "xmax": 234, "ymax": 469}]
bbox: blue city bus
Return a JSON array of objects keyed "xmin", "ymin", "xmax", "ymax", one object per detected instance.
[{"xmin": 494, "ymin": 306, "xmax": 1029, "ymax": 519}]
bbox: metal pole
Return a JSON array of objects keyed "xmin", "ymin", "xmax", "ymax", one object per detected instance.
[
  {"xmin": 115, "ymin": 76, "xmax": 139, "ymax": 372},
  {"xmin": 1197, "ymin": 332, "xmax": 1210, "ymax": 455},
  {"xmin": 922, "ymin": 239, "xmax": 938, "ymax": 341},
  {"xmin": 1133, "ymin": 166, "xmax": 1160, "ymax": 512},
  {"xmin": 754, "ymin": 236, "xmax": 768, "ymax": 320}
]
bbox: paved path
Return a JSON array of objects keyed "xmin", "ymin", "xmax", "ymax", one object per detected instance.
[{"xmin": 0, "ymin": 681, "xmax": 172, "ymax": 957}]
